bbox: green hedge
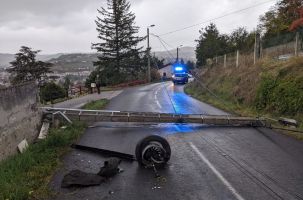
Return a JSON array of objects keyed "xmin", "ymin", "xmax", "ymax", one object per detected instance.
[{"xmin": 255, "ymin": 74, "xmax": 303, "ymax": 115}]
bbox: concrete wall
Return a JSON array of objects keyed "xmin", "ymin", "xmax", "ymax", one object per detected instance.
[{"xmin": 0, "ymin": 82, "xmax": 41, "ymax": 161}]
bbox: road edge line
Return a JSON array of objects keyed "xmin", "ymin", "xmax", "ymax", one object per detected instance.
[{"xmin": 189, "ymin": 142, "xmax": 245, "ymax": 200}]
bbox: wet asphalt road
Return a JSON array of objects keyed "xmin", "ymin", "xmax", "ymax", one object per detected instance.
[{"xmin": 51, "ymin": 82, "xmax": 303, "ymax": 200}]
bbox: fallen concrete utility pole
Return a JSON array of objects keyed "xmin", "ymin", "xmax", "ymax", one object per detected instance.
[{"xmin": 41, "ymin": 107, "xmax": 267, "ymax": 127}]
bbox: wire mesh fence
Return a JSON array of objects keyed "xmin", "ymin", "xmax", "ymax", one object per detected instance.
[
  {"xmin": 203, "ymin": 31, "xmax": 303, "ymax": 68},
  {"xmin": 262, "ymin": 31, "xmax": 297, "ymax": 49}
]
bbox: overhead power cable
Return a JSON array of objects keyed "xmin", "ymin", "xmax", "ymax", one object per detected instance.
[
  {"xmin": 152, "ymin": 35, "xmax": 239, "ymax": 115},
  {"xmin": 159, "ymin": 0, "xmax": 275, "ymax": 36},
  {"xmin": 151, "ymin": 34, "xmax": 175, "ymax": 62},
  {"xmin": 150, "ymin": 49, "xmax": 178, "ymax": 114}
]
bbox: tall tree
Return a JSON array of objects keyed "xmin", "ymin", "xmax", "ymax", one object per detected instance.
[
  {"xmin": 228, "ymin": 27, "xmax": 256, "ymax": 52},
  {"xmin": 186, "ymin": 60, "xmax": 195, "ymax": 70},
  {"xmin": 142, "ymin": 51, "xmax": 165, "ymax": 69},
  {"xmin": 40, "ymin": 82, "xmax": 66, "ymax": 103},
  {"xmin": 180, "ymin": 58, "xmax": 185, "ymax": 65},
  {"xmin": 260, "ymin": 0, "xmax": 303, "ymax": 37},
  {"xmin": 92, "ymin": 0, "xmax": 144, "ymax": 85},
  {"xmin": 230, "ymin": 27, "xmax": 248, "ymax": 51},
  {"xmin": 195, "ymin": 23, "xmax": 230, "ymax": 66},
  {"xmin": 63, "ymin": 76, "xmax": 71, "ymax": 97},
  {"xmin": 7, "ymin": 46, "xmax": 52, "ymax": 84}
]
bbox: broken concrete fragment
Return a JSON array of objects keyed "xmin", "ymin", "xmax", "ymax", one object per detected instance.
[
  {"xmin": 97, "ymin": 157, "xmax": 122, "ymax": 178},
  {"xmin": 38, "ymin": 122, "xmax": 50, "ymax": 139},
  {"xmin": 17, "ymin": 139, "xmax": 28, "ymax": 153}
]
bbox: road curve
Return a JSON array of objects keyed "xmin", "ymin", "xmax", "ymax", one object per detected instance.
[
  {"xmin": 50, "ymin": 82, "xmax": 303, "ymax": 200},
  {"xmin": 106, "ymin": 82, "xmax": 227, "ymax": 115}
]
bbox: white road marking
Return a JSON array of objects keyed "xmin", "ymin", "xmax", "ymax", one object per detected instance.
[
  {"xmin": 154, "ymin": 87, "xmax": 162, "ymax": 109},
  {"xmin": 189, "ymin": 142, "xmax": 245, "ymax": 200},
  {"xmin": 156, "ymin": 100, "xmax": 162, "ymax": 109}
]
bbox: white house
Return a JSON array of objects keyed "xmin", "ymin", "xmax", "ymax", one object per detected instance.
[{"xmin": 158, "ymin": 65, "xmax": 173, "ymax": 78}]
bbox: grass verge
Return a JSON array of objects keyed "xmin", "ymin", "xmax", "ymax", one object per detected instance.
[
  {"xmin": 0, "ymin": 122, "xmax": 86, "ymax": 200},
  {"xmin": 81, "ymin": 99, "xmax": 110, "ymax": 110},
  {"xmin": 185, "ymin": 82, "xmax": 303, "ymax": 140}
]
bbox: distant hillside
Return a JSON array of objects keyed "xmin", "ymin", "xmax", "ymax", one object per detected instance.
[
  {"xmin": 154, "ymin": 46, "xmax": 196, "ymax": 64},
  {"xmin": 0, "ymin": 53, "xmax": 62, "ymax": 68},
  {"xmin": 0, "ymin": 47, "xmax": 196, "ymax": 71},
  {"xmin": 48, "ymin": 53, "xmax": 99, "ymax": 72}
]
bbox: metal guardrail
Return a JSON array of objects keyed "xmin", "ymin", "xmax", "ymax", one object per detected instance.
[{"xmin": 41, "ymin": 107, "xmax": 266, "ymax": 127}]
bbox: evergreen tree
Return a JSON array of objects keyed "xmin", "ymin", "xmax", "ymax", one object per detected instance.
[
  {"xmin": 63, "ymin": 76, "xmax": 71, "ymax": 97},
  {"xmin": 195, "ymin": 23, "xmax": 230, "ymax": 67},
  {"xmin": 186, "ymin": 60, "xmax": 195, "ymax": 70},
  {"xmin": 180, "ymin": 58, "xmax": 185, "ymax": 65},
  {"xmin": 92, "ymin": 0, "xmax": 144, "ymax": 85},
  {"xmin": 40, "ymin": 82, "xmax": 66, "ymax": 103},
  {"xmin": 7, "ymin": 46, "xmax": 53, "ymax": 84},
  {"xmin": 142, "ymin": 51, "xmax": 165, "ymax": 69}
]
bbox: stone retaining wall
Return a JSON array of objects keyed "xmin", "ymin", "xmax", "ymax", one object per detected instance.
[{"xmin": 0, "ymin": 82, "xmax": 41, "ymax": 161}]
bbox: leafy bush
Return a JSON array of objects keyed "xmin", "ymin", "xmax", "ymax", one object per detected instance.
[
  {"xmin": 255, "ymin": 74, "xmax": 277, "ymax": 110},
  {"xmin": 271, "ymin": 80, "xmax": 303, "ymax": 115},
  {"xmin": 255, "ymin": 74, "xmax": 303, "ymax": 115},
  {"xmin": 40, "ymin": 82, "xmax": 66, "ymax": 102}
]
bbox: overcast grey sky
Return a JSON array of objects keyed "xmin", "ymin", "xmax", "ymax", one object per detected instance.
[{"xmin": 0, "ymin": 0, "xmax": 276, "ymax": 54}]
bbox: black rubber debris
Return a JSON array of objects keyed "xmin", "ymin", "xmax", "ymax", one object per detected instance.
[
  {"xmin": 61, "ymin": 170, "xmax": 105, "ymax": 188},
  {"xmin": 61, "ymin": 157, "xmax": 122, "ymax": 188}
]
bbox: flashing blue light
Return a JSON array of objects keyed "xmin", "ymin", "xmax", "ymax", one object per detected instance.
[{"xmin": 175, "ymin": 66, "xmax": 183, "ymax": 71}]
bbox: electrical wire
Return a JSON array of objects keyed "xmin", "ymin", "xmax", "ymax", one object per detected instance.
[
  {"xmin": 150, "ymin": 34, "xmax": 303, "ymax": 134},
  {"xmin": 148, "ymin": 35, "xmax": 180, "ymax": 114},
  {"xmin": 151, "ymin": 18, "xmax": 303, "ymax": 134},
  {"xmin": 152, "ymin": 35, "xmax": 178, "ymax": 114},
  {"xmin": 150, "ymin": 52, "xmax": 178, "ymax": 114},
  {"xmin": 159, "ymin": 0, "xmax": 276, "ymax": 36},
  {"xmin": 152, "ymin": 35, "xmax": 240, "ymax": 116},
  {"xmin": 151, "ymin": 34, "xmax": 175, "ymax": 62}
]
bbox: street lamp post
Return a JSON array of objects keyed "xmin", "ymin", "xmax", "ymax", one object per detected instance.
[
  {"xmin": 176, "ymin": 45, "xmax": 183, "ymax": 63},
  {"xmin": 147, "ymin": 24, "xmax": 155, "ymax": 83}
]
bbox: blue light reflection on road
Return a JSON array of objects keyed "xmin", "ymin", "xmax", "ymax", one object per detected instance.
[
  {"xmin": 168, "ymin": 85, "xmax": 199, "ymax": 114},
  {"xmin": 170, "ymin": 92, "xmax": 192, "ymax": 114},
  {"xmin": 156, "ymin": 123, "xmax": 208, "ymax": 135}
]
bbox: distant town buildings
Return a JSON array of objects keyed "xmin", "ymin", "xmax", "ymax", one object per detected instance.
[
  {"xmin": 0, "ymin": 69, "xmax": 10, "ymax": 87},
  {"xmin": 46, "ymin": 70, "xmax": 91, "ymax": 84},
  {"xmin": 0, "ymin": 69, "xmax": 92, "ymax": 87}
]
